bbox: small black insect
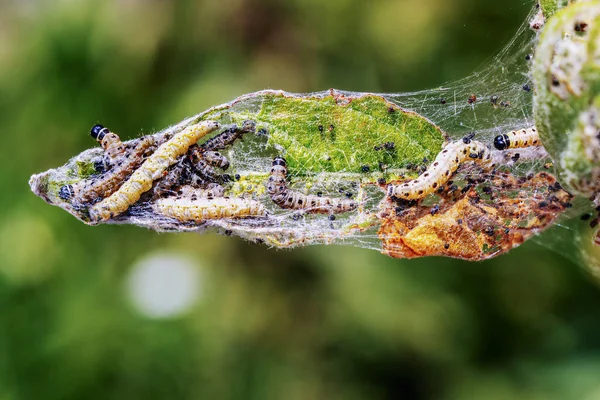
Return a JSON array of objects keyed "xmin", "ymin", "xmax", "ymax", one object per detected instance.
[
  {"xmin": 440, "ymin": 98, "xmax": 447, "ymax": 104},
  {"xmin": 523, "ymin": 84, "xmax": 531, "ymax": 92},
  {"xmin": 361, "ymin": 165, "xmax": 370, "ymax": 173}
]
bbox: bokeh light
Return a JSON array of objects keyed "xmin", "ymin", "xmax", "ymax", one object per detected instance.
[{"xmin": 126, "ymin": 252, "xmax": 203, "ymax": 319}]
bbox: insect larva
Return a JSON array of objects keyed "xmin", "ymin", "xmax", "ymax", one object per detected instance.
[
  {"xmin": 89, "ymin": 120, "xmax": 220, "ymax": 222},
  {"xmin": 178, "ymin": 184, "xmax": 225, "ymax": 199},
  {"xmin": 200, "ymin": 120, "xmax": 255, "ymax": 151},
  {"xmin": 493, "ymin": 127, "xmax": 541, "ymax": 150},
  {"xmin": 67, "ymin": 136, "xmax": 157, "ymax": 204},
  {"xmin": 90, "ymin": 124, "xmax": 125, "ymax": 161},
  {"xmin": 155, "ymin": 196, "xmax": 266, "ymax": 222},
  {"xmin": 387, "ymin": 140, "xmax": 493, "ymax": 200},
  {"xmin": 267, "ymin": 156, "xmax": 358, "ymax": 214},
  {"xmin": 153, "ymin": 158, "xmax": 191, "ymax": 197},
  {"xmin": 203, "ymin": 151, "xmax": 230, "ymax": 170}
]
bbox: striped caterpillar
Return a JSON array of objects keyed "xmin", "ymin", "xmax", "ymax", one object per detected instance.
[
  {"xmin": 89, "ymin": 120, "xmax": 220, "ymax": 222},
  {"xmin": 493, "ymin": 127, "xmax": 540, "ymax": 150},
  {"xmin": 267, "ymin": 156, "xmax": 358, "ymax": 214},
  {"xmin": 200, "ymin": 120, "xmax": 255, "ymax": 151},
  {"xmin": 59, "ymin": 135, "xmax": 157, "ymax": 203},
  {"xmin": 387, "ymin": 139, "xmax": 494, "ymax": 200},
  {"xmin": 155, "ymin": 195, "xmax": 266, "ymax": 222}
]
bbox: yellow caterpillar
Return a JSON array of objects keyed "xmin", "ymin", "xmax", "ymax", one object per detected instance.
[
  {"xmin": 267, "ymin": 156, "xmax": 358, "ymax": 214},
  {"xmin": 155, "ymin": 196, "xmax": 266, "ymax": 222},
  {"xmin": 387, "ymin": 139, "xmax": 493, "ymax": 200},
  {"xmin": 493, "ymin": 127, "xmax": 540, "ymax": 150},
  {"xmin": 89, "ymin": 120, "xmax": 220, "ymax": 222}
]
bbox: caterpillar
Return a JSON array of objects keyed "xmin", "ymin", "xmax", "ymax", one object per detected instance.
[
  {"xmin": 89, "ymin": 120, "xmax": 220, "ymax": 222},
  {"xmin": 62, "ymin": 135, "xmax": 157, "ymax": 203},
  {"xmin": 90, "ymin": 124, "xmax": 125, "ymax": 161},
  {"xmin": 267, "ymin": 156, "xmax": 358, "ymax": 214},
  {"xmin": 387, "ymin": 139, "xmax": 494, "ymax": 200},
  {"xmin": 493, "ymin": 127, "xmax": 540, "ymax": 150},
  {"xmin": 152, "ymin": 158, "xmax": 192, "ymax": 197},
  {"xmin": 199, "ymin": 119, "xmax": 255, "ymax": 151},
  {"xmin": 203, "ymin": 151, "xmax": 230, "ymax": 170},
  {"xmin": 177, "ymin": 184, "xmax": 225, "ymax": 199},
  {"xmin": 155, "ymin": 196, "xmax": 266, "ymax": 222}
]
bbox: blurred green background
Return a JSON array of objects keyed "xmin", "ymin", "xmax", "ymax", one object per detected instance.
[{"xmin": 2, "ymin": 0, "xmax": 600, "ymax": 399}]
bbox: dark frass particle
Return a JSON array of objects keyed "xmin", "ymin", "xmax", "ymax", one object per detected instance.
[
  {"xmin": 581, "ymin": 213, "xmax": 592, "ymax": 221},
  {"xmin": 484, "ymin": 226, "xmax": 495, "ymax": 236},
  {"xmin": 59, "ymin": 184, "xmax": 75, "ymax": 200},
  {"xmin": 444, "ymin": 243, "xmax": 450, "ymax": 250},
  {"xmin": 328, "ymin": 214, "xmax": 336, "ymax": 221},
  {"xmin": 94, "ymin": 159, "xmax": 105, "ymax": 173},
  {"xmin": 462, "ymin": 132, "xmax": 475, "ymax": 144},
  {"xmin": 235, "ymin": 174, "xmax": 241, "ymax": 181},
  {"xmin": 574, "ymin": 21, "xmax": 588, "ymax": 32},
  {"xmin": 525, "ymin": 54, "xmax": 532, "ymax": 61},
  {"xmin": 224, "ymin": 230, "xmax": 232, "ymax": 236},
  {"xmin": 387, "ymin": 106, "xmax": 395, "ymax": 113},
  {"xmin": 591, "ymin": 219, "xmax": 599, "ymax": 229},
  {"xmin": 377, "ymin": 178, "xmax": 386, "ymax": 185}
]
